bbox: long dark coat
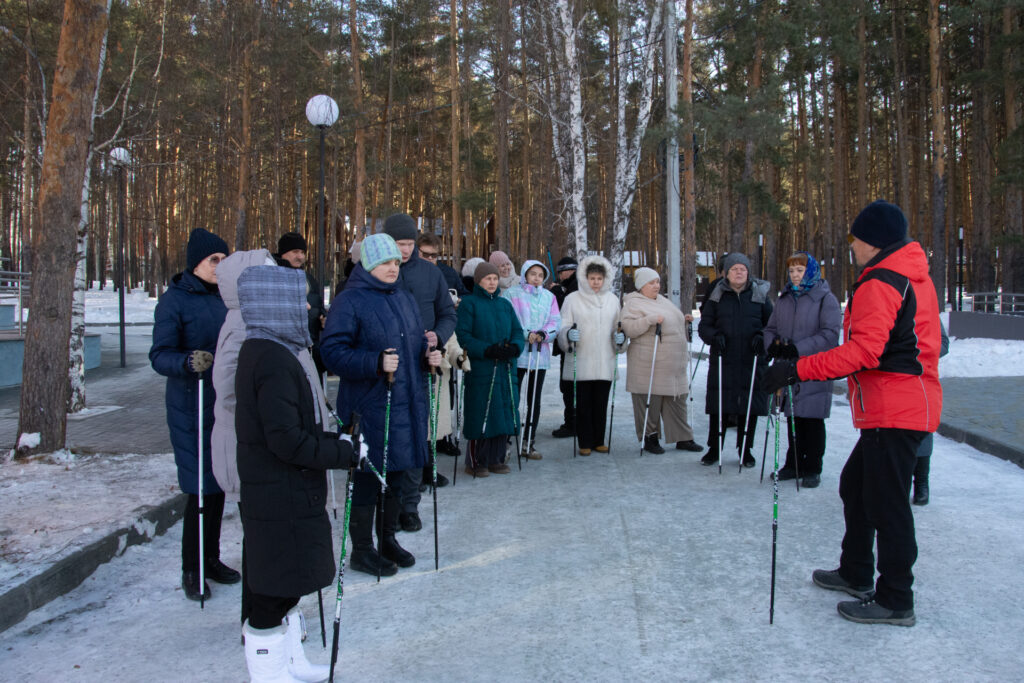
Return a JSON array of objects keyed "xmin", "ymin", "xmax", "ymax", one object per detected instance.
[
  {"xmin": 235, "ymin": 338, "xmax": 354, "ymax": 597},
  {"xmin": 698, "ymin": 279, "xmax": 773, "ymax": 416},
  {"xmin": 764, "ymin": 279, "xmax": 842, "ymax": 419},
  {"xmin": 320, "ymin": 264, "xmax": 430, "ymax": 473},
  {"xmin": 456, "ymin": 284, "xmax": 524, "ymax": 439},
  {"xmin": 149, "ymin": 270, "xmax": 227, "ymax": 495}
]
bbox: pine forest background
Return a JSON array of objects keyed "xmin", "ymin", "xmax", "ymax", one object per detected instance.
[{"xmin": 2, "ymin": 0, "xmax": 1023, "ymax": 308}]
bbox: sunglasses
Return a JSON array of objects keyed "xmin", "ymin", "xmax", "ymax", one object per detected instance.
[{"xmin": 420, "ymin": 251, "xmax": 439, "ymax": 260}]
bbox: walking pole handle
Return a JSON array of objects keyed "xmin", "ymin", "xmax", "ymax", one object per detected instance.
[{"xmin": 655, "ymin": 322, "xmax": 662, "ymax": 338}]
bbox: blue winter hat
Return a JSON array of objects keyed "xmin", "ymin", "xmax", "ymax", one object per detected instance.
[
  {"xmin": 850, "ymin": 200, "xmax": 908, "ymax": 249},
  {"xmin": 186, "ymin": 228, "xmax": 229, "ymax": 271},
  {"xmin": 361, "ymin": 233, "xmax": 402, "ymax": 272}
]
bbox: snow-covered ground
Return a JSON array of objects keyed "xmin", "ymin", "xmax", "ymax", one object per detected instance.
[{"xmin": 2, "ymin": 348, "xmax": 1024, "ymax": 681}]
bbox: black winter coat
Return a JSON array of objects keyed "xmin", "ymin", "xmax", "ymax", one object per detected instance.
[
  {"xmin": 235, "ymin": 338, "xmax": 355, "ymax": 597},
  {"xmin": 698, "ymin": 279, "xmax": 773, "ymax": 416}
]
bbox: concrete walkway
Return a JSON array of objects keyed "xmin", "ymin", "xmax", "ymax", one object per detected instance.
[{"xmin": 0, "ymin": 327, "xmax": 1020, "ymax": 634}]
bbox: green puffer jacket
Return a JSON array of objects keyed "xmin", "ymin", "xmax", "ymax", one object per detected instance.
[{"xmin": 456, "ymin": 284, "xmax": 525, "ymax": 439}]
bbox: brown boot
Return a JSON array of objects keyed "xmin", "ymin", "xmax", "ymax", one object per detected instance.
[{"xmin": 488, "ymin": 463, "xmax": 511, "ymax": 474}]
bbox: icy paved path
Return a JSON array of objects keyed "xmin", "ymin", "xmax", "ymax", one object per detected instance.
[{"xmin": 2, "ymin": 358, "xmax": 1023, "ymax": 682}]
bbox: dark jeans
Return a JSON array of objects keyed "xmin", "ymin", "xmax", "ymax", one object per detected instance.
[
  {"xmin": 838, "ymin": 427, "xmax": 925, "ymax": 611},
  {"xmin": 706, "ymin": 413, "xmax": 758, "ymax": 458},
  {"xmin": 576, "ymin": 380, "xmax": 611, "ymax": 449},
  {"xmin": 249, "ymin": 594, "xmax": 299, "ymax": 630},
  {"xmin": 352, "ymin": 469, "xmax": 404, "ymax": 507},
  {"xmin": 181, "ymin": 492, "xmax": 225, "ymax": 573},
  {"xmin": 516, "ymin": 367, "xmax": 547, "ymax": 446},
  {"xmin": 783, "ymin": 417, "xmax": 827, "ymax": 475}
]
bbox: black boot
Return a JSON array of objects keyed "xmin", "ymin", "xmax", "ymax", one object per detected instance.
[
  {"xmin": 380, "ymin": 495, "xmax": 415, "ymax": 568},
  {"xmin": 643, "ymin": 435, "xmax": 665, "ymax": 455},
  {"xmin": 182, "ymin": 570, "xmax": 211, "ymax": 602},
  {"xmin": 348, "ymin": 505, "xmax": 397, "ymax": 577},
  {"xmin": 912, "ymin": 455, "xmax": 930, "ymax": 506}
]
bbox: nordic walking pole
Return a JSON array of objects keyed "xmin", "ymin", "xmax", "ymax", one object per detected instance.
[
  {"xmin": 787, "ymin": 384, "xmax": 800, "ymax": 492},
  {"xmin": 475, "ymin": 363, "xmax": 498, "ymax": 478},
  {"xmin": 639, "ymin": 322, "xmax": 662, "ymax": 456},
  {"xmin": 739, "ymin": 355, "xmax": 759, "ymax": 473},
  {"xmin": 606, "ymin": 322, "xmax": 622, "ymax": 453},
  {"xmin": 506, "ymin": 355, "xmax": 522, "ymax": 471},
  {"xmin": 527, "ymin": 343, "xmax": 542, "ymax": 458},
  {"xmin": 328, "ymin": 413, "xmax": 361, "ymax": 683},
  {"xmin": 690, "ymin": 341, "xmax": 705, "ymax": 386},
  {"xmin": 453, "ymin": 363, "xmax": 464, "ymax": 485},
  {"xmin": 759, "ymin": 392, "xmax": 774, "ymax": 483},
  {"xmin": 571, "ymin": 323, "xmax": 579, "ymax": 459},
  {"xmin": 197, "ymin": 371, "xmax": 205, "ymax": 610},
  {"xmin": 718, "ymin": 354, "xmax": 725, "ymax": 474},
  {"xmin": 770, "ymin": 395, "xmax": 781, "ymax": 624},
  {"xmin": 517, "ymin": 343, "xmax": 535, "ymax": 460},
  {"xmin": 428, "ymin": 361, "xmax": 441, "ymax": 571},
  {"xmin": 378, "ymin": 363, "xmax": 395, "ymax": 583}
]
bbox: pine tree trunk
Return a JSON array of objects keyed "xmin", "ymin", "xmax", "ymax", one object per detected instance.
[
  {"xmin": 1003, "ymin": 5, "xmax": 1023, "ymax": 291},
  {"xmin": 494, "ymin": 0, "xmax": 512, "ymax": 252},
  {"xmin": 18, "ymin": 0, "xmax": 111, "ymax": 456},
  {"xmin": 928, "ymin": 0, "xmax": 947, "ymax": 304}
]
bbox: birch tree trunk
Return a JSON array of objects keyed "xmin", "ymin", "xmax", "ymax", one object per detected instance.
[
  {"xmin": 681, "ymin": 0, "xmax": 696, "ymax": 313},
  {"xmin": 350, "ymin": 0, "xmax": 366, "ymax": 234},
  {"xmin": 18, "ymin": 0, "xmax": 111, "ymax": 456},
  {"xmin": 608, "ymin": 0, "xmax": 663, "ymax": 293}
]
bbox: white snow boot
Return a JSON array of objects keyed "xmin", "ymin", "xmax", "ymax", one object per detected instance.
[
  {"xmin": 285, "ymin": 607, "xmax": 330, "ymax": 682},
  {"xmin": 243, "ymin": 620, "xmax": 302, "ymax": 683}
]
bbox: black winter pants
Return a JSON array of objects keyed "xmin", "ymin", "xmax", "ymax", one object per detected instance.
[
  {"xmin": 783, "ymin": 417, "xmax": 827, "ymax": 475},
  {"xmin": 516, "ymin": 367, "xmax": 547, "ymax": 446},
  {"xmin": 838, "ymin": 427, "xmax": 925, "ymax": 611},
  {"xmin": 558, "ymin": 355, "xmax": 575, "ymax": 430},
  {"xmin": 181, "ymin": 492, "xmax": 226, "ymax": 573},
  {"xmin": 575, "ymin": 380, "xmax": 611, "ymax": 449},
  {"xmin": 248, "ymin": 594, "xmax": 300, "ymax": 630},
  {"xmin": 706, "ymin": 413, "xmax": 758, "ymax": 458}
]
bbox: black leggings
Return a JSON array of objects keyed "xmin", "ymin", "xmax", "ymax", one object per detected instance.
[
  {"xmin": 181, "ymin": 492, "xmax": 225, "ymax": 573},
  {"xmin": 248, "ymin": 593, "xmax": 300, "ymax": 630},
  {"xmin": 516, "ymin": 367, "xmax": 547, "ymax": 445}
]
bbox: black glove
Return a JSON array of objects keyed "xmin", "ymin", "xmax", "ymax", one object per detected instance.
[
  {"xmin": 484, "ymin": 343, "xmax": 503, "ymax": 360},
  {"xmin": 778, "ymin": 340, "xmax": 800, "ymax": 360},
  {"xmin": 500, "ymin": 341, "xmax": 520, "ymax": 360},
  {"xmin": 186, "ymin": 350, "xmax": 213, "ymax": 374},
  {"xmin": 751, "ymin": 333, "xmax": 765, "ymax": 356},
  {"xmin": 767, "ymin": 337, "xmax": 784, "ymax": 359},
  {"xmin": 761, "ymin": 360, "xmax": 800, "ymax": 393},
  {"xmin": 713, "ymin": 333, "xmax": 727, "ymax": 353}
]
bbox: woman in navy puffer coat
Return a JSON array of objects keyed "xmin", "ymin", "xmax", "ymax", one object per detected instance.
[
  {"xmin": 149, "ymin": 228, "xmax": 239, "ymax": 601},
  {"xmin": 320, "ymin": 233, "xmax": 438, "ymax": 577}
]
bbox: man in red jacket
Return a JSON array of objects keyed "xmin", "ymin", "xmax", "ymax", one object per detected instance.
[{"xmin": 763, "ymin": 200, "xmax": 942, "ymax": 627}]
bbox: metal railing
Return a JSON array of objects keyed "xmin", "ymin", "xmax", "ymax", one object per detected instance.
[
  {"xmin": 0, "ymin": 270, "xmax": 29, "ymax": 335},
  {"xmin": 967, "ymin": 292, "xmax": 1024, "ymax": 316}
]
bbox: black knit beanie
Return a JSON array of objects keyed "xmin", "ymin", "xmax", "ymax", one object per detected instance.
[
  {"xmin": 382, "ymin": 213, "xmax": 418, "ymax": 242},
  {"xmin": 850, "ymin": 200, "xmax": 908, "ymax": 249},
  {"xmin": 556, "ymin": 256, "xmax": 578, "ymax": 273},
  {"xmin": 277, "ymin": 231, "xmax": 307, "ymax": 254},
  {"xmin": 186, "ymin": 228, "xmax": 229, "ymax": 271}
]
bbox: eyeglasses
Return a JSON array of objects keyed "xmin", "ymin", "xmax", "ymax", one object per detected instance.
[
  {"xmin": 420, "ymin": 251, "xmax": 439, "ymax": 260},
  {"xmin": 206, "ymin": 255, "xmax": 224, "ymax": 265}
]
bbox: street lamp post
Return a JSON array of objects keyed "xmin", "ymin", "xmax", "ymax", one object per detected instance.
[
  {"xmin": 305, "ymin": 94, "xmax": 339, "ymax": 294},
  {"xmin": 110, "ymin": 146, "xmax": 131, "ymax": 368}
]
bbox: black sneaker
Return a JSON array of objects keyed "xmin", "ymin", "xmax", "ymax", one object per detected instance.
[
  {"xmin": 205, "ymin": 559, "xmax": 241, "ymax": 585},
  {"xmin": 675, "ymin": 440, "xmax": 704, "ymax": 452},
  {"xmin": 812, "ymin": 568, "xmax": 874, "ymax": 600},
  {"xmin": 552, "ymin": 425, "xmax": 575, "ymax": 438},
  {"xmin": 181, "ymin": 571, "xmax": 211, "ymax": 602},
  {"xmin": 642, "ymin": 435, "xmax": 665, "ymax": 455},
  {"xmin": 801, "ymin": 474, "xmax": 821, "ymax": 488},
  {"xmin": 700, "ymin": 451, "xmax": 718, "ymax": 466},
  {"xmin": 837, "ymin": 598, "xmax": 916, "ymax": 627},
  {"xmin": 399, "ymin": 512, "xmax": 422, "ymax": 532},
  {"xmin": 436, "ymin": 438, "xmax": 460, "ymax": 456},
  {"xmin": 422, "ymin": 471, "xmax": 450, "ymax": 488}
]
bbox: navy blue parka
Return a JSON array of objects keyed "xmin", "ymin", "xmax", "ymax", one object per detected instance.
[
  {"xmin": 320, "ymin": 264, "xmax": 430, "ymax": 473},
  {"xmin": 149, "ymin": 269, "xmax": 227, "ymax": 495}
]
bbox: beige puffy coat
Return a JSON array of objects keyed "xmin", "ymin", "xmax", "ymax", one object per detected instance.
[{"xmin": 621, "ymin": 291, "xmax": 690, "ymax": 397}]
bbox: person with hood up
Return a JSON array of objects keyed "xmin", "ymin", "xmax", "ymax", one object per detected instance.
[
  {"xmin": 149, "ymin": 227, "xmax": 239, "ymax": 602},
  {"xmin": 380, "ymin": 212, "xmax": 457, "ymax": 531},
  {"xmin": 762, "ymin": 200, "xmax": 942, "ymax": 627},
  {"xmin": 234, "ymin": 265, "xmax": 364, "ymax": 682},
  {"xmin": 320, "ymin": 233, "xmax": 441, "ymax": 576},
  {"xmin": 763, "ymin": 251, "xmax": 842, "ymax": 489},
  {"xmin": 556, "ymin": 255, "xmax": 625, "ymax": 455},
  {"xmin": 620, "ymin": 267, "xmax": 702, "ymax": 455},
  {"xmin": 456, "ymin": 261, "xmax": 525, "ymax": 475},
  {"xmin": 489, "ymin": 250, "xmax": 518, "ymax": 292},
  {"xmin": 502, "ymin": 259, "xmax": 561, "ymax": 459},
  {"xmin": 210, "ymin": 247, "xmax": 279, "ymax": 626},
  {"xmin": 697, "ymin": 252, "xmax": 773, "ymax": 468}
]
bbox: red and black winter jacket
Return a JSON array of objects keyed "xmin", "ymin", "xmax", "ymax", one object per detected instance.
[{"xmin": 796, "ymin": 239, "xmax": 942, "ymax": 432}]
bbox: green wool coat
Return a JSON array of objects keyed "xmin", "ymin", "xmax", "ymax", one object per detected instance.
[{"xmin": 456, "ymin": 284, "xmax": 525, "ymax": 439}]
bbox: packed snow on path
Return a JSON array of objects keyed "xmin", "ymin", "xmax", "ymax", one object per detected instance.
[{"xmin": 1, "ymin": 354, "xmax": 1023, "ymax": 682}]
